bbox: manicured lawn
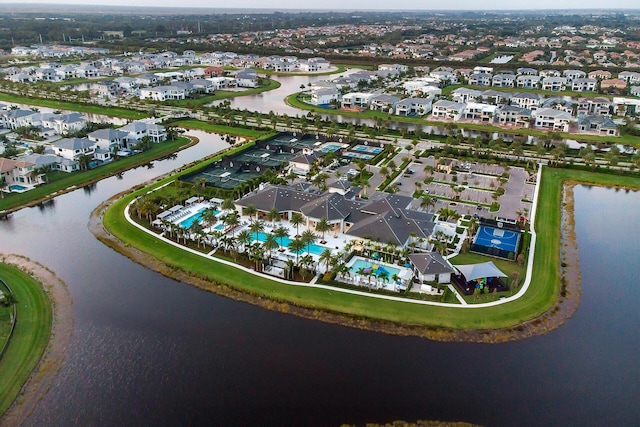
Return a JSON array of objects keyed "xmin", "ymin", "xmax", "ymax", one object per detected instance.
[
  {"xmin": 0, "ymin": 264, "xmax": 52, "ymax": 417},
  {"xmin": 0, "ymin": 136, "xmax": 192, "ymax": 213},
  {"xmin": 103, "ymin": 164, "xmax": 640, "ymax": 330},
  {"xmin": 0, "ymin": 93, "xmax": 145, "ymax": 120},
  {"xmin": 168, "ymin": 119, "xmax": 271, "ymax": 138}
]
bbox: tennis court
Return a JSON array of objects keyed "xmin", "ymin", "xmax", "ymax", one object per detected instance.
[{"xmin": 474, "ymin": 225, "xmax": 520, "ymax": 253}]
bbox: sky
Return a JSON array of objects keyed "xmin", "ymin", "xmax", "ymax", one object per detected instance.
[{"xmin": 2, "ymin": 0, "xmax": 639, "ymax": 11}]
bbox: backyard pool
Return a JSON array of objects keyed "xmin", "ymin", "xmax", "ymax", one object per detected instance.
[{"xmin": 8, "ymin": 184, "xmax": 28, "ymax": 192}]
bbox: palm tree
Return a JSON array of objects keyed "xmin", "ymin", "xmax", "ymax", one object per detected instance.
[
  {"xmin": 201, "ymin": 207, "xmax": 218, "ymax": 229},
  {"xmin": 290, "ymin": 212, "xmax": 304, "ymax": 237},
  {"xmin": 221, "ymin": 198, "xmax": 235, "ymax": 213},
  {"xmin": 248, "ymin": 219, "xmax": 265, "ymax": 243},
  {"xmin": 248, "ymin": 243, "xmax": 265, "ymax": 271},
  {"xmin": 237, "ymin": 229, "xmax": 253, "ymax": 253},
  {"xmin": 319, "ymin": 248, "xmax": 333, "ymax": 274},
  {"xmin": 287, "ymin": 237, "xmax": 305, "ymax": 265},
  {"xmin": 273, "ymin": 226, "xmax": 289, "ymax": 249},
  {"xmin": 222, "ymin": 211, "xmax": 238, "ymax": 236},
  {"xmin": 263, "ymin": 233, "xmax": 279, "ymax": 262},
  {"xmin": 283, "ymin": 258, "xmax": 295, "ymax": 280},
  {"xmin": 267, "ymin": 208, "xmax": 281, "ymax": 227},
  {"xmin": 315, "ymin": 217, "xmax": 331, "ymax": 243},
  {"xmin": 189, "ymin": 221, "xmax": 205, "ymax": 248},
  {"xmin": 301, "ymin": 229, "xmax": 317, "ymax": 256},
  {"xmin": 311, "ymin": 173, "xmax": 329, "ymax": 191},
  {"xmin": 378, "ymin": 270, "xmax": 390, "ymax": 288},
  {"xmin": 244, "ymin": 204, "xmax": 257, "ymax": 220}
]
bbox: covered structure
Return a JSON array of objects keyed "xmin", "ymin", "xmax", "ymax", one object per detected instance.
[{"xmin": 452, "ymin": 261, "xmax": 508, "ymax": 295}]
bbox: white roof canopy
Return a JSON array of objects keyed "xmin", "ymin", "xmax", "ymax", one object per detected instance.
[{"xmin": 454, "ymin": 262, "xmax": 506, "ymax": 281}]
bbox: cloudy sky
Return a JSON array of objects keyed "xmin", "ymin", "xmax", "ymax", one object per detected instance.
[{"xmin": 4, "ymin": 0, "xmax": 639, "ymax": 10}]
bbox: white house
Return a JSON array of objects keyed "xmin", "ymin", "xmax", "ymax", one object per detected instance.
[
  {"xmin": 139, "ymin": 85, "xmax": 186, "ymax": 101},
  {"xmin": 51, "ymin": 138, "xmax": 96, "ymax": 160},
  {"xmin": 341, "ymin": 92, "xmax": 375, "ymax": 109},
  {"xmin": 431, "ymin": 100, "xmax": 465, "ymax": 120},
  {"xmin": 407, "ymin": 252, "xmax": 455, "ymax": 284},
  {"xmin": 533, "ymin": 108, "xmax": 574, "ymax": 132},
  {"xmin": 395, "ymin": 97, "xmax": 433, "ymax": 116},
  {"xmin": 311, "ymin": 88, "xmax": 340, "ymax": 106},
  {"xmin": 571, "ymin": 78, "xmax": 597, "ymax": 92},
  {"xmin": 88, "ymin": 128, "xmax": 129, "ymax": 151}
]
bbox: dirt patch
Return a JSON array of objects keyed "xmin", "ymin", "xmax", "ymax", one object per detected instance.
[
  {"xmin": 0, "ymin": 254, "xmax": 73, "ymax": 427},
  {"xmin": 89, "ymin": 179, "xmax": 583, "ymax": 344}
]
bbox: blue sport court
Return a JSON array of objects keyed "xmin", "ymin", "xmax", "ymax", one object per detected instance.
[{"xmin": 474, "ymin": 226, "xmax": 520, "ymax": 253}]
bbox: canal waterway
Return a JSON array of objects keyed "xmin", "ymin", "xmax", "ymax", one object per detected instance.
[{"xmin": 1, "ymin": 133, "xmax": 639, "ymax": 425}]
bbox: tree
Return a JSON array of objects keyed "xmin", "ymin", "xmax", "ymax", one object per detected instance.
[
  {"xmin": 273, "ymin": 225, "xmax": 289, "ymax": 249},
  {"xmin": 420, "ymin": 195, "xmax": 435, "ymax": 211},
  {"xmin": 287, "ymin": 237, "xmax": 305, "ymax": 265},
  {"xmin": 290, "ymin": 212, "xmax": 304, "ymax": 237},
  {"xmin": 319, "ymin": 248, "xmax": 333, "ymax": 274},
  {"xmin": 315, "ymin": 217, "xmax": 331, "ymax": 243},
  {"xmin": 267, "ymin": 207, "xmax": 281, "ymax": 226},
  {"xmin": 201, "ymin": 207, "xmax": 218, "ymax": 229},
  {"xmin": 221, "ymin": 198, "xmax": 235, "ymax": 212},
  {"xmin": 311, "ymin": 172, "xmax": 329, "ymax": 191},
  {"xmin": 237, "ymin": 229, "xmax": 253, "ymax": 253},
  {"xmin": 244, "ymin": 204, "xmax": 258, "ymax": 220},
  {"xmin": 284, "ymin": 258, "xmax": 296, "ymax": 280},
  {"xmin": 301, "ymin": 229, "xmax": 317, "ymax": 256},
  {"xmin": 263, "ymin": 233, "xmax": 279, "ymax": 262},
  {"xmin": 249, "ymin": 219, "xmax": 265, "ymax": 243},
  {"xmin": 224, "ymin": 211, "xmax": 240, "ymax": 237}
]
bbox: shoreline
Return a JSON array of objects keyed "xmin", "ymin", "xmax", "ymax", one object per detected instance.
[
  {"xmin": 90, "ymin": 181, "xmax": 582, "ymax": 343},
  {"xmin": 0, "ymin": 254, "xmax": 73, "ymax": 427}
]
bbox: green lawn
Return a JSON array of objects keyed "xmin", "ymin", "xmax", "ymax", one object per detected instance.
[
  {"xmin": 0, "ymin": 93, "xmax": 145, "ymax": 120},
  {"xmin": 168, "ymin": 119, "xmax": 271, "ymax": 138},
  {"xmin": 167, "ymin": 79, "xmax": 281, "ymax": 107},
  {"xmin": 102, "ymin": 164, "xmax": 640, "ymax": 330},
  {"xmin": 0, "ymin": 136, "xmax": 192, "ymax": 213},
  {"xmin": 0, "ymin": 264, "xmax": 52, "ymax": 417}
]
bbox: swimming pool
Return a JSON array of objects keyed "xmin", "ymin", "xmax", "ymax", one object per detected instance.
[
  {"xmin": 179, "ymin": 208, "xmax": 220, "ymax": 229},
  {"xmin": 255, "ymin": 232, "xmax": 328, "ymax": 256},
  {"xmin": 320, "ymin": 144, "xmax": 342, "ymax": 152},
  {"xmin": 349, "ymin": 258, "xmax": 401, "ymax": 278},
  {"xmin": 8, "ymin": 184, "xmax": 28, "ymax": 192}
]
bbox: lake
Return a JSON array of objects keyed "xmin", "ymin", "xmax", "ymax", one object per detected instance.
[{"xmin": 0, "ymin": 134, "xmax": 638, "ymax": 425}]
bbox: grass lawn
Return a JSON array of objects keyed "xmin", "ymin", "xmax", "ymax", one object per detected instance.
[
  {"xmin": 0, "ymin": 264, "xmax": 52, "ymax": 417},
  {"xmin": 103, "ymin": 163, "xmax": 640, "ymax": 330},
  {"xmin": 255, "ymin": 65, "xmax": 346, "ymax": 76},
  {"xmin": 0, "ymin": 136, "xmax": 192, "ymax": 213},
  {"xmin": 167, "ymin": 119, "xmax": 271, "ymax": 139},
  {"xmin": 0, "ymin": 93, "xmax": 145, "ymax": 120}
]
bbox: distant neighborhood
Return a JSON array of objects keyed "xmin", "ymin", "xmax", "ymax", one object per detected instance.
[{"xmin": 0, "ymin": 106, "xmax": 167, "ymax": 193}]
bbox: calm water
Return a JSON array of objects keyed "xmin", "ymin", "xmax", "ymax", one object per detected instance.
[{"xmin": 1, "ymin": 133, "xmax": 639, "ymax": 426}]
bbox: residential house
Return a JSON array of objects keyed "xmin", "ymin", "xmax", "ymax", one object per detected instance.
[
  {"xmin": 395, "ymin": 97, "xmax": 433, "ymax": 116},
  {"xmin": 431, "ymin": 100, "xmax": 465, "ymax": 120},
  {"xmin": 577, "ymin": 97, "xmax": 611, "ymax": 116},
  {"xmin": 369, "ymin": 94, "xmax": 400, "ymax": 112},
  {"xmin": 92, "ymin": 81, "xmax": 121, "ymax": 97},
  {"xmin": 589, "ymin": 70, "xmax": 612, "ymax": 80},
  {"xmin": 135, "ymin": 73, "xmax": 159, "ymax": 87},
  {"xmin": 510, "ymin": 93, "xmax": 541, "ymax": 110},
  {"xmin": 533, "ymin": 108, "xmax": 574, "ymax": 132},
  {"xmin": 189, "ymin": 79, "xmax": 215, "ymax": 94},
  {"xmin": 577, "ymin": 115, "xmax": 619, "ymax": 136},
  {"xmin": 139, "ymin": 85, "xmax": 186, "ymax": 101},
  {"xmin": 539, "ymin": 69, "xmax": 562, "ymax": 78},
  {"xmin": 494, "ymin": 105, "xmax": 532, "ymax": 127},
  {"xmin": 516, "ymin": 67, "xmax": 538, "ymax": 75},
  {"xmin": 618, "ymin": 71, "xmax": 640, "ymax": 85},
  {"xmin": 50, "ymin": 138, "xmax": 96, "ymax": 160},
  {"xmin": 541, "ymin": 76, "xmax": 568, "ymax": 91},
  {"xmin": 571, "ymin": 78, "xmax": 597, "ymax": 92},
  {"xmin": 462, "ymin": 102, "xmax": 496, "ymax": 122},
  {"xmin": 600, "ymin": 79, "xmax": 627, "ymax": 91},
  {"xmin": 341, "ymin": 92, "xmax": 375, "ymax": 109},
  {"xmin": 563, "ymin": 69, "xmax": 587, "ymax": 83},
  {"xmin": 516, "ymin": 75, "xmax": 541, "ymax": 89},
  {"xmin": 631, "ymin": 86, "xmax": 640, "ymax": 97},
  {"xmin": 88, "ymin": 128, "xmax": 129, "ymax": 151},
  {"xmin": 236, "ymin": 69, "xmax": 258, "ymax": 88},
  {"xmin": 0, "ymin": 157, "xmax": 41, "ymax": 189},
  {"xmin": 468, "ymin": 72, "xmax": 493, "ymax": 86},
  {"xmin": 451, "ymin": 88, "xmax": 482, "ymax": 104},
  {"xmin": 120, "ymin": 120, "xmax": 167, "ymax": 144},
  {"xmin": 310, "ymin": 87, "xmax": 340, "ymax": 106},
  {"xmin": 491, "ymin": 73, "xmax": 515, "ymax": 87},
  {"xmin": 204, "ymin": 66, "xmax": 224, "ymax": 78}
]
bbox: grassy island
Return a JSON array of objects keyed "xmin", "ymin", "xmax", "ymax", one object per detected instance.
[{"xmin": 0, "ymin": 263, "xmax": 52, "ymax": 417}]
